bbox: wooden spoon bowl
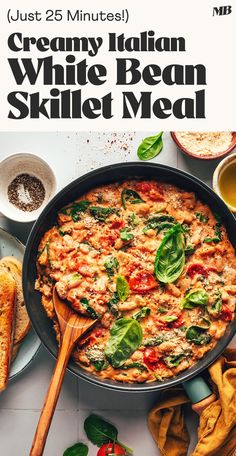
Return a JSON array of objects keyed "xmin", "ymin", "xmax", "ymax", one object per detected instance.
[{"xmin": 30, "ymin": 288, "xmax": 98, "ymax": 456}]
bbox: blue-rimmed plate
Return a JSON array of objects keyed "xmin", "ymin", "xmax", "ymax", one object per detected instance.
[{"xmin": 0, "ymin": 227, "xmax": 41, "ymax": 381}]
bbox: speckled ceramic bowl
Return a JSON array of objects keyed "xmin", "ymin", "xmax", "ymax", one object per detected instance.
[
  {"xmin": 213, "ymin": 152, "xmax": 236, "ymax": 212},
  {"xmin": 0, "ymin": 153, "xmax": 57, "ymax": 223},
  {"xmin": 171, "ymin": 131, "xmax": 236, "ymax": 161}
]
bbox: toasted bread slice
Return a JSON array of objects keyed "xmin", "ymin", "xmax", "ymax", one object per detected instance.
[
  {"xmin": 0, "ymin": 270, "xmax": 16, "ymax": 392},
  {"xmin": 0, "ymin": 257, "xmax": 30, "ymax": 345}
]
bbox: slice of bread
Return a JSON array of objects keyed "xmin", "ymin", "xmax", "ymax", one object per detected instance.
[
  {"xmin": 0, "ymin": 257, "xmax": 30, "ymax": 345},
  {"xmin": 0, "ymin": 270, "xmax": 16, "ymax": 392}
]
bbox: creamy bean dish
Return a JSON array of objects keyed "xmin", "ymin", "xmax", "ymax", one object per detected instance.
[{"xmin": 36, "ymin": 180, "xmax": 236, "ymax": 383}]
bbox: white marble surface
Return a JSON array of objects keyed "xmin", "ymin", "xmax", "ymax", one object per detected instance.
[{"xmin": 0, "ymin": 131, "xmax": 235, "ymax": 456}]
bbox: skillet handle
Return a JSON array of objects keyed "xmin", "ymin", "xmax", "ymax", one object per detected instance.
[{"xmin": 182, "ymin": 376, "xmax": 216, "ymax": 415}]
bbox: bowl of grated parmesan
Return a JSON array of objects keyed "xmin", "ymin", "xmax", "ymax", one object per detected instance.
[{"xmin": 171, "ymin": 131, "xmax": 236, "ymax": 160}]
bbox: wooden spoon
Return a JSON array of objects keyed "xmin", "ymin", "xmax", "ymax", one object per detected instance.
[{"xmin": 30, "ymin": 288, "xmax": 98, "ymax": 456}]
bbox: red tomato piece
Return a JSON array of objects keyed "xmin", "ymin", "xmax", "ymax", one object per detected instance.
[
  {"xmin": 143, "ymin": 348, "xmax": 166, "ymax": 371},
  {"xmin": 97, "ymin": 443, "xmax": 126, "ymax": 456},
  {"xmin": 187, "ymin": 263, "xmax": 208, "ymax": 278},
  {"xmin": 110, "ymin": 220, "xmax": 125, "ymax": 230},
  {"xmin": 129, "ymin": 271, "xmax": 157, "ymax": 293},
  {"xmin": 220, "ymin": 305, "xmax": 233, "ymax": 321}
]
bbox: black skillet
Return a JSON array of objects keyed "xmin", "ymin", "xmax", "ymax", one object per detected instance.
[{"xmin": 23, "ymin": 163, "xmax": 236, "ymax": 404}]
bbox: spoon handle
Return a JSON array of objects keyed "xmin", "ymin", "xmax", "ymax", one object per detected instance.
[{"xmin": 29, "ymin": 329, "xmax": 75, "ymax": 456}]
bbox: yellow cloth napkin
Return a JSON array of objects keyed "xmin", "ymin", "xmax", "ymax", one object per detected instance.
[{"xmin": 148, "ymin": 349, "xmax": 236, "ymax": 456}]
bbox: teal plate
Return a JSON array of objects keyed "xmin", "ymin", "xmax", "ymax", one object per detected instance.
[{"xmin": 0, "ymin": 227, "xmax": 41, "ymax": 381}]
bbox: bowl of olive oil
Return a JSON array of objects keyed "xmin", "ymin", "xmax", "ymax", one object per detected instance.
[{"xmin": 213, "ymin": 153, "xmax": 236, "ymax": 212}]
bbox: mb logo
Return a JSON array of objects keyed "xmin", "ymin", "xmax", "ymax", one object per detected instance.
[{"xmin": 213, "ymin": 5, "xmax": 232, "ymax": 15}]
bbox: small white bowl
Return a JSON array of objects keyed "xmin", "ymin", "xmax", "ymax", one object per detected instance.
[
  {"xmin": 0, "ymin": 153, "xmax": 57, "ymax": 222},
  {"xmin": 213, "ymin": 152, "xmax": 236, "ymax": 212}
]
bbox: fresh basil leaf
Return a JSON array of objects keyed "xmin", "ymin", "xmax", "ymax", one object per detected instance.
[
  {"xmin": 105, "ymin": 318, "xmax": 143, "ymax": 368},
  {"xmin": 137, "ymin": 132, "xmax": 164, "ymax": 161},
  {"xmin": 186, "ymin": 326, "xmax": 212, "ymax": 345},
  {"xmin": 116, "ymin": 275, "xmax": 130, "ymax": 302},
  {"xmin": 163, "ymin": 315, "xmax": 178, "ymax": 322},
  {"xmin": 154, "ymin": 224, "xmax": 185, "ymax": 283},
  {"xmin": 89, "ymin": 206, "xmax": 119, "ymax": 222},
  {"xmin": 208, "ymin": 290, "xmax": 222, "ymax": 317},
  {"xmin": 121, "ymin": 189, "xmax": 144, "ymax": 209},
  {"xmin": 195, "ymin": 212, "xmax": 209, "ymax": 223},
  {"xmin": 80, "ymin": 298, "xmax": 98, "ymax": 319},
  {"xmin": 120, "ymin": 362, "xmax": 148, "ymax": 372},
  {"xmin": 133, "ymin": 307, "xmax": 151, "ymax": 320},
  {"xmin": 120, "ymin": 228, "xmax": 134, "ymax": 241},
  {"xmin": 84, "ymin": 414, "xmax": 118, "ymax": 447},
  {"xmin": 143, "ymin": 335, "xmax": 165, "ymax": 346},
  {"xmin": 63, "ymin": 442, "xmax": 88, "ymax": 456},
  {"xmin": 104, "ymin": 256, "xmax": 119, "ymax": 277},
  {"xmin": 164, "ymin": 354, "xmax": 185, "ymax": 368},
  {"xmin": 157, "ymin": 307, "xmax": 168, "ymax": 314},
  {"xmin": 181, "ymin": 289, "xmax": 208, "ymax": 309}
]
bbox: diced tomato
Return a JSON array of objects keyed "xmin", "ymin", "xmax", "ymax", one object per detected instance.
[
  {"xmin": 110, "ymin": 220, "xmax": 125, "ymax": 230},
  {"xmin": 157, "ymin": 313, "xmax": 183, "ymax": 330},
  {"xmin": 143, "ymin": 348, "xmax": 166, "ymax": 371},
  {"xmin": 170, "ymin": 314, "xmax": 183, "ymax": 329},
  {"xmin": 129, "ymin": 271, "xmax": 157, "ymax": 293},
  {"xmin": 220, "ymin": 305, "xmax": 233, "ymax": 321},
  {"xmin": 136, "ymin": 181, "xmax": 164, "ymax": 194},
  {"xmin": 187, "ymin": 263, "xmax": 208, "ymax": 278},
  {"xmin": 95, "ymin": 328, "xmax": 104, "ymax": 337},
  {"xmin": 100, "ymin": 234, "xmax": 118, "ymax": 247},
  {"xmin": 208, "ymin": 267, "xmax": 219, "ymax": 274},
  {"xmin": 135, "ymin": 181, "xmax": 164, "ymax": 202}
]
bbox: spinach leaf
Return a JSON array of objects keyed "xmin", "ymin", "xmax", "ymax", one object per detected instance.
[
  {"xmin": 63, "ymin": 442, "xmax": 88, "ymax": 456},
  {"xmin": 143, "ymin": 214, "xmax": 175, "ymax": 234},
  {"xmin": 89, "ymin": 206, "xmax": 119, "ymax": 222},
  {"xmin": 121, "ymin": 362, "xmax": 148, "ymax": 371},
  {"xmin": 185, "ymin": 244, "xmax": 195, "ymax": 255},
  {"xmin": 104, "ymin": 256, "xmax": 119, "ymax": 277},
  {"xmin": 164, "ymin": 354, "xmax": 185, "ymax": 368},
  {"xmin": 186, "ymin": 326, "xmax": 212, "ymax": 345},
  {"xmin": 157, "ymin": 306, "xmax": 168, "ymax": 314},
  {"xmin": 143, "ymin": 335, "xmax": 165, "ymax": 346},
  {"xmin": 204, "ymin": 212, "xmax": 222, "ymax": 244},
  {"xmin": 195, "ymin": 212, "xmax": 209, "ymax": 223},
  {"xmin": 107, "ymin": 293, "xmax": 119, "ymax": 317},
  {"xmin": 128, "ymin": 213, "xmax": 140, "ymax": 228},
  {"xmin": 163, "ymin": 315, "xmax": 178, "ymax": 322},
  {"xmin": 121, "ymin": 189, "xmax": 144, "ymax": 209},
  {"xmin": 105, "ymin": 318, "xmax": 143, "ymax": 368},
  {"xmin": 80, "ymin": 298, "xmax": 98, "ymax": 319},
  {"xmin": 133, "ymin": 307, "xmax": 151, "ymax": 320},
  {"xmin": 181, "ymin": 289, "xmax": 208, "ymax": 309},
  {"xmin": 86, "ymin": 346, "xmax": 107, "ymax": 372},
  {"xmin": 154, "ymin": 224, "xmax": 185, "ymax": 283},
  {"xmin": 137, "ymin": 132, "xmax": 164, "ymax": 161},
  {"xmin": 60, "ymin": 201, "xmax": 91, "ymax": 222},
  {"xmin": 120, "ymin": 228, "xmax": 134, "ymax": 242},
  {"xmin": 116, "ymin": 275, "xmax": 130, "ymax": 302},
  {"xmin": 208, "ymin": 290, "xmax": 222, "ymax": 317},
  {"xmin": 84, "ymin": 414, "xmax": 118, "ymax": 447}
]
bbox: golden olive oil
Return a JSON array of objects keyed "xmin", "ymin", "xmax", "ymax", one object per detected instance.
[{"xmin": 219, "ymin": 162, "xmax": 236, "ymax": 208}]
